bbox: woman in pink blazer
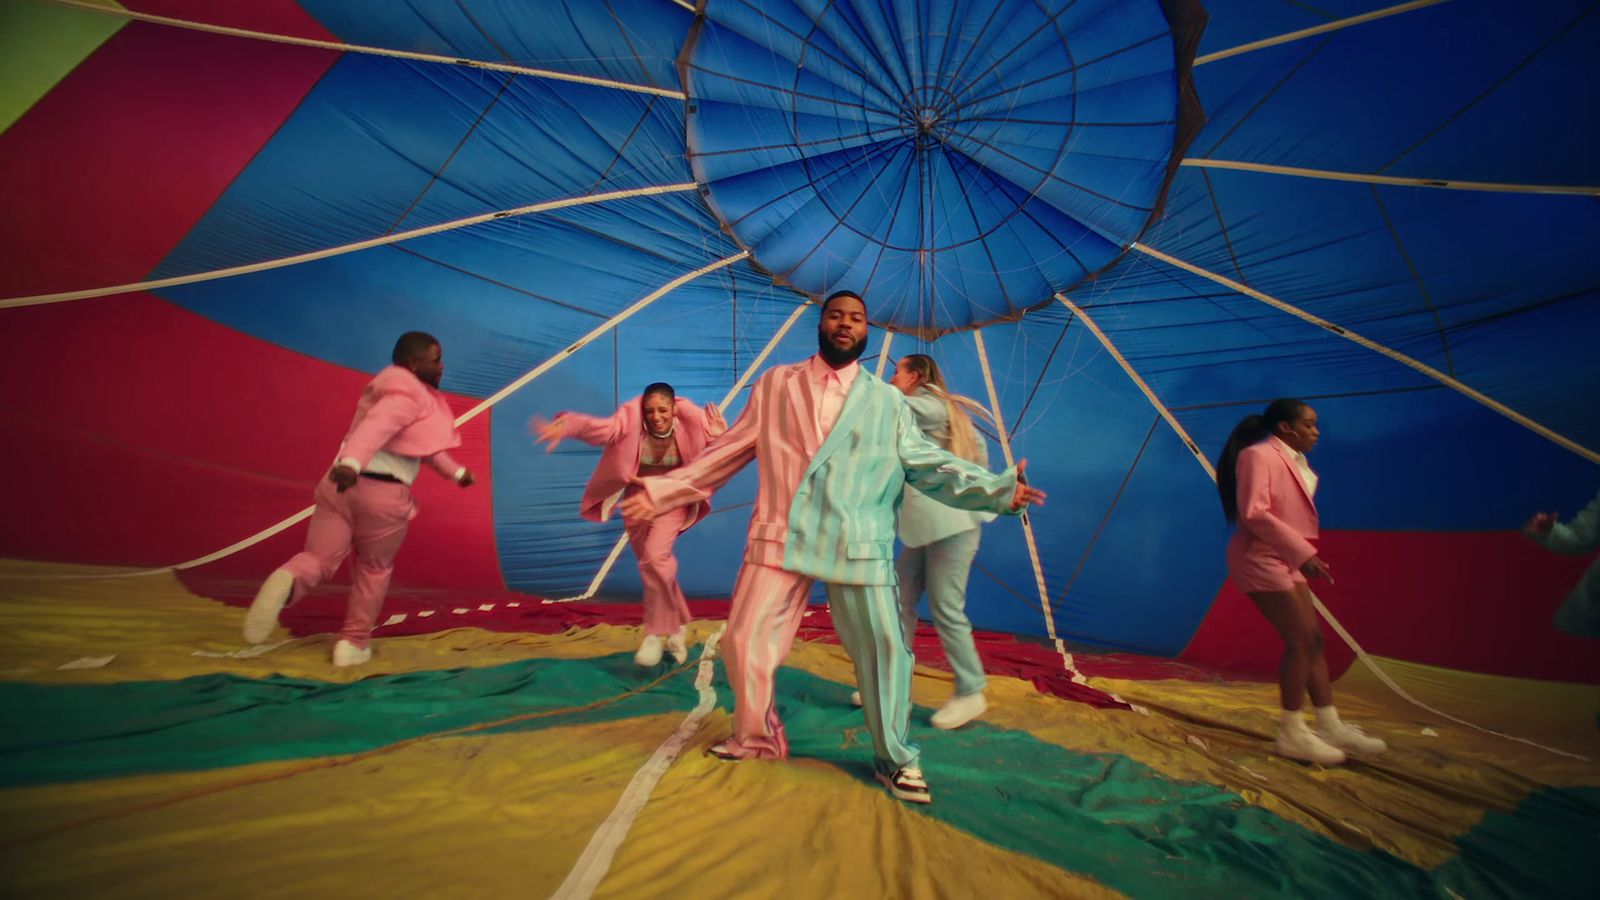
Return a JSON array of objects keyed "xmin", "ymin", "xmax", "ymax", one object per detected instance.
[
  {"xmin": 1217, "ymin": 398, "xmax": 1386, "ymax": 765},
  {"xmin": 533, "ymin": 383, "xmax": 725, "ymax": 666}
]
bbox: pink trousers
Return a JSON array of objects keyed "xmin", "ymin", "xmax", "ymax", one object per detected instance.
[
  {"xmin": 714, "ymin": 563, "xmax": 814, "ymax": 760},
  {"xmin": 624, "ymin": 503, "xmax": 694, "ymax": 636},
  {"xmin": 280, "ymin": 477, "xmax": 416, "ymax": 648}
]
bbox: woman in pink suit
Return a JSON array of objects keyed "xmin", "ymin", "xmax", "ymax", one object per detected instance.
[
  {"xmin": 1216, "ymin": 398, "xmax": 1386, "ymax": 765},
  {"xmin": 533, "ymin": 383, "xmax": 725, "ymax": 666}
]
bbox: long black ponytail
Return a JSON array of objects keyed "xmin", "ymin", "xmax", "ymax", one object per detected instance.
[{"xmin": 1216, "ymin": 398, "xmax": 1309, "ymax": 523}]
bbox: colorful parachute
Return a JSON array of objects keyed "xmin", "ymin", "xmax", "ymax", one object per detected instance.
[
  {"xmin": 2, "ymin": 2, "xmax": 1597, "ymax": 896},
  {"xmin": 5, "ymin": 0, "xmax": 1596, "ymax": 679}
]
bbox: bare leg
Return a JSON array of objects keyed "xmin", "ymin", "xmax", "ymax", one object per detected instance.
[{"xmin": 1247, "ymin": 586, "xmax": 1332, "ymax": 710}]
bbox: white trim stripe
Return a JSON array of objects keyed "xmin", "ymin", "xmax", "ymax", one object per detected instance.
[
  {"xmin": 1, "ymin": 184, "xmax": 699, "ymax": 310},
  {"xmin": 551, "ymin": 625, "xmax": 726, "ymax": 899},
  {"xmin": 1130, "ymin": 241, "xmax": 1600, "ymax": 465},
  {"xmin": 1180, "ymin": 158, "xmax": 1600, "ymax": 197},
  {"xmin": 42, "ymin": 0, "xmax": 686, "ymax": 98},
  {"xmin": 1194, "ymin": 0, "xmax": 1451, "ymax": 66}
]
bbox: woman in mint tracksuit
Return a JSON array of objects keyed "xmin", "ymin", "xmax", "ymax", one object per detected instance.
[
  {"xmin": 1525, "ymin": 488, "xmax": 1600, "ymax": 730},
  {"xmin": 888, "ymin": 353, "xmax": 999, "ymax": 730},
  {"xmin": 1524, "ymin": 489, "xmax": 1600, "ymax": 639}
]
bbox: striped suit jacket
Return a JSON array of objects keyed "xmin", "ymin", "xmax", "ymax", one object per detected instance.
[{"xmin": 639, "ymin": 357, "xmax": 1020, "ymax": 586}]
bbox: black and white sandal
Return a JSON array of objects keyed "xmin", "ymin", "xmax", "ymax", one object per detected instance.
[{"xmin": 876, "ymin": 766, "xmax": 932, "ymax": 804}]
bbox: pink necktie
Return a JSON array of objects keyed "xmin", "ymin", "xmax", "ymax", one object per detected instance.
[{"xmin": 817, "ymin": 373, "xmax": 846, "ymax": 438}]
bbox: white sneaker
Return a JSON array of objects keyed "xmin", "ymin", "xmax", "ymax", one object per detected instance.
[
  {"xmin": 665, "ymin": 627, "xmax": 688, "ymax": 665},
  {"xmin": 1317, "ymin": 721, "xmax": 1388, "ymax": 756},
  {"xmin": 1275, "ymin": 725, "xmax": 1347, "ymax": 765},
  {"xmin": 634, "ymin": 634, "xmax": 665, "ymax": 667},
  {"xmin": 332, "ymin": 639, "xmax": 372, "ymax": 668},
  {"xmin": 243, "ymin": 569, "xmax": 294, "ymax": 644},
  {"xmin": 850, "ymin": 690, "xmax": 863, "ymax": 707},
  {"xmin": 931, "ymin": 692, "xmax": 988, "ymax": 730}
]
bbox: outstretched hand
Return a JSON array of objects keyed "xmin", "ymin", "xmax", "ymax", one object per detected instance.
[
  {"xmin": 529, "ymin": 415, "xmax": 567, "ymax": 452},
  {"xmin": 618, "ymin": 476, "xmax": 659, "ymax": 524},
  {"xmin": 1523, "ymin": 511, "xmax": 1557, "ymax": 537},
  {"xmin": 705, "ymin": 402, "xmax": 728, "ymax": 438},
  {"xmin": 1010, "ymin": 459, "xmax": 1047, "ymax": 511}
]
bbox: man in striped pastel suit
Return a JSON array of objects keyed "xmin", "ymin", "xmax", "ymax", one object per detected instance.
[{"xmin": 620, "ymin": 291, "xmax": 1045, "ymax": 804}]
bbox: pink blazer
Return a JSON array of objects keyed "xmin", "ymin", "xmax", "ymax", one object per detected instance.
[
  {"xmin": 562, "ymin": 396, "xmax": 715, "ymax": 527},
  {"xmin": 339, "ymin": 366, "xmax": 463, "ymax": 477},
  {"xmin": 635, "ymin": 362, "xmax": 822, "ymax": 571},
  {"xmin": 1229, "ymin": 437, "xmax": 1319, "ymax": 567}
]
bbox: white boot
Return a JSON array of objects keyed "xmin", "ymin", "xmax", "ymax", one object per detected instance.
[
  {"xmin": 243, "ymin": 569, "xmax": 294, "ymax": 644},
  {"xmin": 634, "ymin": 634, "xmax": 665, "ymax": 667},
  {"xmin": 931, "ymin": 692, "xmax": 988, "ymax": 730},
  {"xmin": 1275, "ymin": 713, "xmax": 1346, "ymax": 765},
  {"xmin": 332, "ymin": 639, "xmax": 372, "ymax": 668},
  {"xmin": 1314, "ymin": 706, "xmax": 1388, "ymax": 756},
  {"xmin": 665, "ymin": 627, "xmax": 688, "ymax": 665}
]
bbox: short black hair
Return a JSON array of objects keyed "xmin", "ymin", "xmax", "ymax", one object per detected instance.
[
  {"xmin": 820, "ymin": 290, "xmax": 865, "ymax": 315},
  {"xmin": 642, "ymin": 382, "xmax": 675, "ymax": 401},
  {"xmin": 392, "ymin": 331, "xmax": 439, "ymax": 366}
]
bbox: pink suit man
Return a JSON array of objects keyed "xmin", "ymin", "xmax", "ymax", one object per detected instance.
[
  {"xmin": 243, "ymin": 332, "xmax": 474, "ymax": 666},
  {"xmin": 621, "ymin": 293, "xmax": 1045, "ymax": 804}
]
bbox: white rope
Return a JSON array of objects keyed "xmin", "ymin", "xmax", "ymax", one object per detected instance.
[
  {"xmin": 542, "ymin": 297, "xmax": 813, "ymax": 604},
  {"xmin": 42, "ymin": 0, "xmax": 686, "ymax": 99},
  {"xmin": 1194, "ymin": 0, "xmax": 1452, "ymax": 66},
  {"xmin": 551, "ymin": 625, "xmax": 725, "ymax": 899},
  {"xmin": 0, "ymin": 183, "xmax": 699, "ymax": 309},
  {"xmin": 1311, "ymin": 593, "xmax": 1589, "ymax": 761},
  {"xmin": 873, "ymin": 329, "xmax": 895, "ymax": 377},
  {"xmin": 668, "ymin": 0, "xmax": 698, "ymax": 12},
  {"xmin": 1055, "ymin": 294, "xmax": 1215, "ymax": 480},
  {"xmin": 539, "ymin": 537, "xmax": 633, "ymax": 606},
  {"xmin": 1179, "ymin": 158, "xmax": 1600, "ymax": 197},
  {"xmin": 970, "ymin": 331, "xmax": 1095, "ymax": 690},
  {"xmin": 717, "ymin": 300, "xmax": 813, "ymax": 403},
  {"xmin": 454, "ymin": 252, "xmax": 748, "ymax": 425},
  {"xmin": 1063, "ymin": 272, "xmax": 1586, "ymax": 758},
  {"xmin": 0, "ymin": 508, "xmax": 319, "ymax": 582},
  {"xmin": 1130, "ymin": 242, "xmax": 1600, "ymax": 465},
  {"xmin": 17, "ymin": 253, "xmax": 748, "ymax": 582}
]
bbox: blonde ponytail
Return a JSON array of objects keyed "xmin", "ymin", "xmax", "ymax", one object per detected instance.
[{"xmin": 900, "ymin": 354, "xmax": 990, "ymax": 464}]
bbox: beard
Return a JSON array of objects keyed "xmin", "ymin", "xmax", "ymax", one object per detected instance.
[{"xmin": 817, "ymin": 327, "xmax": 868, "ymax": 367}]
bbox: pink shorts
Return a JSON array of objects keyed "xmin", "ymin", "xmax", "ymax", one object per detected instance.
[{"xmin": 1226, "ymin": 540, "xmax": 1308, "ymax": 594}]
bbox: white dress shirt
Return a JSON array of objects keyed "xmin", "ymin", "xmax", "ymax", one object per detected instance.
[
  {"xmin": 1270, "ymin": 435, "xmax": 1318, "ymax": 498},
  {"xmin": 337, "ymin": 449, "xmax": 422, "ymax": 485}
]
